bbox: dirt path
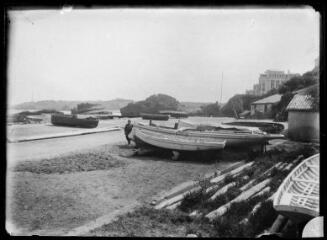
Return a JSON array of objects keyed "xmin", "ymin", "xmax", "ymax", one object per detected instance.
[
  {"xmin": 7, "ymin": 130, "xmax": 125, "ymax": 166},
  {"xmin": 6, "ymin": 142, "xmax": 235, "ymax": 236}
]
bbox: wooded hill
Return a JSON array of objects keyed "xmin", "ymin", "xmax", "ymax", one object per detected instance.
[{"xmin": 13, "ymin": 99, "xmax": 133, "ymax": 111}]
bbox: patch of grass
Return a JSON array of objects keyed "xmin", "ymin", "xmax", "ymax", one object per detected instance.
[
  {"xmin": 90, "ymin": 206, "xmax": 195, "ymax": 237},
  {"xmin": 200, "ymin": 186, "xmax": 242, "ymax": 214},
  {"xmin": 222, "ymin": 174, "xmax": 234, "ymax": 185},
  {"xmin": 179, "ymin": 189, "xmax": 209, "ymax": 213},
  {"xmin": 14, "ymin": 151, "xmax": 126, "ymax": 174}
]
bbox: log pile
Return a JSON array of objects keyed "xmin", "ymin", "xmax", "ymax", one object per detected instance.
[
  {"xmin": 152, "ymin": 161, "xmax": 246, "ymax": 209},
  {"xmin": 152, "ymin": 153, "xmax": 306, "ymax": 229}
]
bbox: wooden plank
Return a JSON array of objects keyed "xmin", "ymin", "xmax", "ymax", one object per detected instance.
[
  {"xmin": 252, "ymin": 186, "xmax": 271, "ymax": 198},
  {"xmin": 209, "ymin": 182, "xmax": 237, "ymax": 201},
  {"xmin": 154, "ymin": 186, "xmax": 202, "ymax": 210},
  {"xmin": 269, "ymin": 215, "xmax": 287, "ymax": 233},
  {"xmin": 210, "ymin": 161, "xmax": 255, "ymax": 183},
  {"xmin": 165, "ymin": 201, "xmax": 181, "ymax": 210},
  {"xmin": 205, "ymin": 178, "xmax": 272, "ymax": 221},
  {"xmin": 240, "ymin": 162, "xmax": 281, "ymax": 192},
  {"xmin": 153, "ymin": 161, "xmax": 245, "ymax": 205}
]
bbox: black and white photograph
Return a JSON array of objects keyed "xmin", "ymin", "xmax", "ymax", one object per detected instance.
[{"xmin": 5, "ymin": 6, "xmax": 322, "ymax": 237}]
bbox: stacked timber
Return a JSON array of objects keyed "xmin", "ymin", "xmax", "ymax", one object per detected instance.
[
  {"xmin": 153, "ymin": 161, "xmax": 246, "ymax": 210},
  {"xmin": 151, "ymin": 152, "xmax": 312, "ymax": 232}
]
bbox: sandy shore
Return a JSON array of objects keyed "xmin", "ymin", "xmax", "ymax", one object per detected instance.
[{"xmin": 6, "ymin": 141, "xmax": 238, "ymax": 236}]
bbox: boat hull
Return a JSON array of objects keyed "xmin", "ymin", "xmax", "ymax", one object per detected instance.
[
  {"xmin": 140, "ymin": 113, "xmax": 169, "ymax": 121},
  {"xmin": 134, "ymin": 128, "xmax": 225, "ymax": 151},
  {"xmin": 51, "ymin": 114, "xmax": 99, "ymax": 128},
  {"xmin": 133, "ymin": 123, "xmax": 284, "ymax": 147},
  {"xmin": 273, "ymin": 154, "xmax": 320, "ymax": 223},
  {"xmin": 222, "ymin": 121, "xmax": 285, "ymax": 134}
]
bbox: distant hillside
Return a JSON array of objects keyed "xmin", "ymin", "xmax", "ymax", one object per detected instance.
[
  {"xmin": 13, "ymin": 98, "xmax": 133, "ymax": 111},
  {"xmin": 13, "ymin": 99, "xmax": 222, "ymax": 115}
]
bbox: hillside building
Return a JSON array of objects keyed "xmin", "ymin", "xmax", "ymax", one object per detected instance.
[
  {"xmin": 250, "ymin": 94, "xmax": 282, "ymax": 117},
  {"xmin": 247, "ymin": 70, "xmax": 300, "ymax": 96}
]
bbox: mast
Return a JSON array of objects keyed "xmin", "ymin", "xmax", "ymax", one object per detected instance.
[{"xmin": 220, "ymin": 72, "xmax": 223, "ymax": 104}]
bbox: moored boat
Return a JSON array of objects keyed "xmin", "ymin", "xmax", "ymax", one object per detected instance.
[
  {"xmin": 133, "ymin": 122, "xmax": 285, "ymax": 147},
  {"xmin": 133, "ymin": 127, "xmax": 226, "ymax": 151},
  {"xmin": 51, "ymin": 114, "xmax": 99, "ymax": 128},
  {"xmin": 273, "ymin": 154, "xmax": 320, "ymax": 223},
  {"xmin": 140, "ymin": 113, "xmax": 170, "ymax": 121},
  {"xmin": 159, "ymin": 110, "xmax": 188, "ymax": 118}
]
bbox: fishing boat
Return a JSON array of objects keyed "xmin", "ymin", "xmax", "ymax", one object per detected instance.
[
  {"xmin": 273, "ymin": 154, "xmax": 320, "ymax": 223},
  {"xmin": 51, "ymin": 114, "xmax": 99, "ymax": 128},
  {"xmin": 133, "ymin": 127, "xmax": 226, "ymax": 151},
  {"xmin": 140, "ymin": 113, "xmax": 169, "ymax": 121},
  {"xmin": 222, "ymin": 120, "xmax": 285, "ymax": 134},
  {"xmin": 159, "ymin": 110, "xmax": 188, "ymax": 118},
  {"xmin": 133, "ymin": 122, "xmax": 285, "ymax": 147}
]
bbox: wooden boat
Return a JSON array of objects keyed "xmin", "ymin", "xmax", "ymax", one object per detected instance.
[
  {"xmin": 133, "ymin": 122, "xmax": 285, "ymax": 147},
  {"xmin": 134, "ymin": 128, "xmax": 226, "ymax": 151},
  {"xmin": 140, "ymin": 113, "xmax": 169, "ymax": 121},
  {"xmin": 273, "ymin": 154, "xmax": 320, "ymax": 223},
  {"xmin": 222, "ymin": 121, "xmax": 285, "ymax": 134},
  {"xmin": 159, "ymin": 110, "xmax": 188, "ymax": 118},
  {"xmin": 51, "ymin": 114, "xmax": 99, "ymax": 128}
]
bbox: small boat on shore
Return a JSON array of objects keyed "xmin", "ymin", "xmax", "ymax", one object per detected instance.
[
  {"xmin": 134, "ymin": 127, "xmax": 226, "ymax": 151},
  {"xmin": 140, "ymin": 113, "xmax": 170, "ymax": 121},
  {"xmin": 273, "ymin": 154, "xmax": 320, "ymax": 223},
  {"xmin": 159, "ymin": 110, "xmax": 188, "ymax": 118},
  {"xmin": 133, "ymin": 122, "xmax": 285, "ymax": 147},
  {"xmin": 51, "ymin": 114, "xmax": 99, "ymax": 128},
  {"xmin": 222, "ymin": 120, "xmax": 285, "ymax": 134}
]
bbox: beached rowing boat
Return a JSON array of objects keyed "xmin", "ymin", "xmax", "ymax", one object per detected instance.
[
  {"xmin": 134, "ymin": 127, "xmax": 226, "ymax": 151},
  {"xmin": 51, "ymin": 114, "xmax": 99, "ymax": 128},
  {"xmin": 133, "ymin": 122, "xmax": 284, "ymax": 147},
  {"xmin": 222, "ymin": 120, "xmax": 285, "ymax": 134},
  {"xmin": 273, "ymin": 154, "xmax": 320, "ymax": 223}
]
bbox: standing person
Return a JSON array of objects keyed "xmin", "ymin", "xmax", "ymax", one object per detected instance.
[{"xmin": 124, "ymin": 119, "xmax": 133, "ymax": 145}]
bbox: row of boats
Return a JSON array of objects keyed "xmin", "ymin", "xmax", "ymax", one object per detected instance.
[
  {"xmin": 50, "ymin": 113, "xmax": 320, "ymax": 229},
  {"xmin": 133, "ymin": 119, "xmax": 321, "ymax": 228},
  {"xmin": 131, "ymin": 120, "xmax": 285, "ymax": 151}
]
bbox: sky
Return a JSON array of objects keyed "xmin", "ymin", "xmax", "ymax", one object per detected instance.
[{"xmin": 8, "ymin": 7, "xmax": 320, "ymax": 106}]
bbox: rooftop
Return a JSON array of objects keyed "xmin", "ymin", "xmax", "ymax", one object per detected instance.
[
  {"xmin": 251, "ymin": 94, "xmax": 282, "ymax": 105},
  {"xmin": 292, "ymin": 84, "xmax": 319, "ymax": 95},
  {"xmin": 286, "ymin": 94, "xmax": 316, "ymax": 111},
  {"xmin": 265, "ymin": 70, "xmax": 285, "ymax": 74}
]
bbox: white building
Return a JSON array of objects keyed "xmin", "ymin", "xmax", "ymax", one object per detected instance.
[{"xmin": 247, "ymin": 70, "xmax": 300, "ymax": 96}]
